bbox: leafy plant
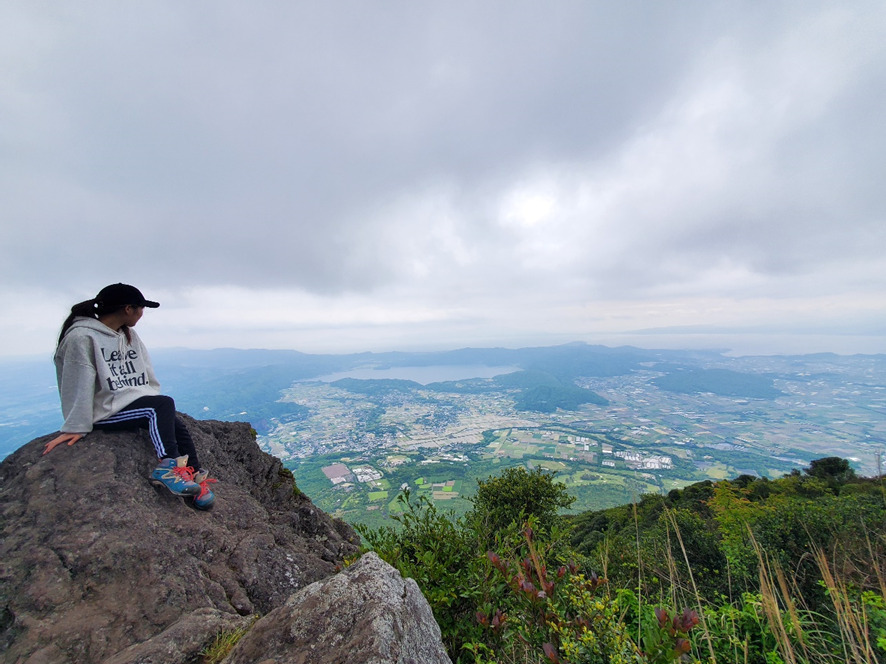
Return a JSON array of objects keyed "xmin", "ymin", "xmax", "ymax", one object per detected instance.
[
  {"xmin": 483, "ymin": 522, "xmax": 643, "ymax": 663},
  {"xmin": 469, "ymin": 466, "xmax": 576, "ymax": 543}
]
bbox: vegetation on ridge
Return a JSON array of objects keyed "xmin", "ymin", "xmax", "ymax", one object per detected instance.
[{"xmin": 358, "ymin": 459, "xmax": 886, "ymax": 664}]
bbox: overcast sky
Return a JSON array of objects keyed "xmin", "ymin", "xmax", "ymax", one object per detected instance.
[{"xmin": 2, "ymin": 1, "xmax": 885, "ymax": 359}]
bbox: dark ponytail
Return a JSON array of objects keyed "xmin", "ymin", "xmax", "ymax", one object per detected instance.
[
  {"xmin": 57, "ymin": 298, "xmax": 132, "ymax": 346},
  {"xmin": 58, "ymin": 299, "xmax": 98, "ymax": 346}
]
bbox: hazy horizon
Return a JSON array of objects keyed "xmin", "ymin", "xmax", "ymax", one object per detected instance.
[{"xmin": 3, "ymin": 332, "xmax": 884, "ymax": 365}]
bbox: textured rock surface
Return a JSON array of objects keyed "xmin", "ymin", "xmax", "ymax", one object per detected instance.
[
  {"xmin": 223, "ymin": 551, "xmax": 453, "ymax": 664},
  {"xmin": 0, "ymin": 416, "xmax": 359, "ymax": 663},
  {"xmin": 102, "ymin": 608, "xmax": 253, "ymax": 664}
]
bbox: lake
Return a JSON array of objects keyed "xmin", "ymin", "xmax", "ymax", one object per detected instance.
[{"xmin": 314, "ymin": 364, "xmax": 521, "ymax": 385}]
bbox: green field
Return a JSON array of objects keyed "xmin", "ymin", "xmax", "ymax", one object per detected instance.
[{"xmin": 286, "ymin": 418, "xmax": 808, "ymax": 530}]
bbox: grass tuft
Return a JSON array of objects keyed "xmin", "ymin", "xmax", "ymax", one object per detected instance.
[{"xmin": 200, "ymin": 618, "xmax": 257, "ymax": 664}]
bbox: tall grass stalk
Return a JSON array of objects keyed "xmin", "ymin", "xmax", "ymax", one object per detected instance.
[
  {"xmin": 662, "ymin": 515, "xmax": 680, "ymax": 609},
  {"xmin": 748, "ymin": 527, "xmax": 802, "ymax": 664},
  {"xmin": 632, "ymin": 497, "xmax": 643, "ymax": 648},
  {"xmin": 862, "ymin": 520, "xmax": 886, "ymax": 600},
  {"xmin": 663, "ymin": 508, "xmax": 717, "ymax": 663},
  {"xmin": 774, "ymin": 561, "xmax": 812, "ymax": 662},
  {"xmin": 813, "ymin": 545, "xmax": 879, "ymax": 664}
]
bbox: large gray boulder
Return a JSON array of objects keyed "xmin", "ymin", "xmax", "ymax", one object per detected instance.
[
  {"xmin": 0, "ymin": 416, "xmax": 360, "ymax": 663},
  {"xmin": 223, "ymin": 552, "xmax": 452, "ymax": 664}
]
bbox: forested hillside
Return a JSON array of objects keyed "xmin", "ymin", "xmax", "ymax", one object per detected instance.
[{"xmin": 359, "ymin": 459, "xmax": 886, "ymax": 664}]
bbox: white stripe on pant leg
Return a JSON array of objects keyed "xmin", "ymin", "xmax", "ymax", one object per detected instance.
[{"xmin": 97, "ymin": 408, "xmax": 167, "ymax": 458}]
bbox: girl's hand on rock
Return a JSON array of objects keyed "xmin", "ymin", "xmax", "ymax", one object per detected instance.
[{"xmin": 43, "ymin": 433, "xmax": 84, "ymax": 455}]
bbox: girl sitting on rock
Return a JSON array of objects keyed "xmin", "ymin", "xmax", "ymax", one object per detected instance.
[{"xmin": 44, "ymin": 283, "xmax": 216, "ymax": 510}]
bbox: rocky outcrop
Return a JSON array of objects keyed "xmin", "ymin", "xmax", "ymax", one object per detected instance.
[
  {"xmin": 102, "ymin": 608, "xmax": 253, "ymax": 664},
  {"xmin": 223, "ymin": 552, "xmax": 452, "ymax": 664},
  {"xmin": 1, "ymin": 416, "xmax": 371, "ymax": 663}
]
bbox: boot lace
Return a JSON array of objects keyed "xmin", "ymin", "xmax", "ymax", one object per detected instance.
[
  {"xmin": 172, "ymin": 464, "xmax": 196, "ymax": 483},
  {"xmin": 197, "ymin": 477, "xmax": 217, "ymax": 499}
]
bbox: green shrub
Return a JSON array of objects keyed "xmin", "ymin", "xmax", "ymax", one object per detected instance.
[
  {"xmin": 356, "ymin": 491, "xmax": 486, "ymax": 657},
  {"xmin": 469, "ymin": 466, "xmax": 575, "ymax": 542}
]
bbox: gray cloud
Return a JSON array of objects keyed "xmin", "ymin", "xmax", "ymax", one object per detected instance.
[{"xmin": 1, "ymin": 1, "xmax": 884, "ymax": 355}]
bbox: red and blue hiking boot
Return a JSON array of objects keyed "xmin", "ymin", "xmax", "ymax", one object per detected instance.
[
  {"xmin": 190, "ymin": 469, "xmax": 217, "ymax": 510},
  {"xmin": 150, "ymin": 456, "xmax": 200, "ymax": 496}
]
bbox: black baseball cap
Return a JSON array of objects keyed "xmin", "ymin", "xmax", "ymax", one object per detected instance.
[{"xmin": 95, "ymin": 283, "xmax": 160, "ymax": 308}]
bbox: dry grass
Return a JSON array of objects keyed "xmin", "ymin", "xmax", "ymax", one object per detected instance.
[{"xmin": 619, "ymin": 504, "xmax": 886, "ymax": 664}]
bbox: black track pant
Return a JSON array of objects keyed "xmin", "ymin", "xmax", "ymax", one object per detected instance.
[{"xmin": 93, "ymin": 395, "xmax": 201, "ymax": 470}]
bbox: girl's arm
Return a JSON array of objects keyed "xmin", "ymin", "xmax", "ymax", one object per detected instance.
[{"xmin": 56, "ymin": 336, "xmax": 98, "ymax": 435}]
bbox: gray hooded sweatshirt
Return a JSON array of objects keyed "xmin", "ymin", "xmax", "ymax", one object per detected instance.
[{"xmin": 54, "ymin": 317, "xmax": 161, "ymax": 433}]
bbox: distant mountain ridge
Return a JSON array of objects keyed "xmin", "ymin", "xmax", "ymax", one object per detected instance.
[
  {"xmin": 0, "ymin": 341, "xmax": 870, "ymax": 459},
  {"xmin": 328, "ymin": 369, "xmax": 610, "ymax": 413}
]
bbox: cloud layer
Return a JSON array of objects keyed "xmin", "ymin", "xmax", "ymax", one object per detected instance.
[{"xmin": 2, "ymin": 2, "xmax": 885, "ymax": 356}]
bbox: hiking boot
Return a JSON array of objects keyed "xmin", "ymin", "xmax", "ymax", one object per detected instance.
[
  {"xmin": 190, "ymin": 468, "xmax": 217, "ymax": 510},
  {"xmin": 151, "ymin": 456, "xmax": 200, "ymax": 496}
]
